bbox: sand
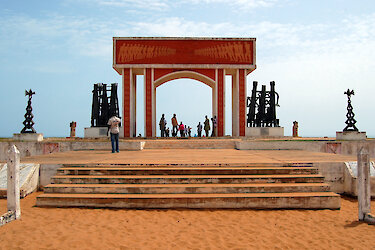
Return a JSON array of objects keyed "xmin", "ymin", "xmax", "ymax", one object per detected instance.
[{"xmin": 0, "ymin": 193, "xmax": 374, "ymax": 249}]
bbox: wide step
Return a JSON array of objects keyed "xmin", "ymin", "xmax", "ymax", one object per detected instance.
[
  {"xmin": 36, "ymin": 192, "xmax": 341, "ymax": 209},
  {"xmin": 58, "ymin": 166, "xmax": 318, "ymax": 175},
  {"xmin": 44, "ymin": 183, "xmax": 330, "ymax": 194},
  {"xmin": 51, "ymin": 174, "xmax": 324, "ymax": 184}
]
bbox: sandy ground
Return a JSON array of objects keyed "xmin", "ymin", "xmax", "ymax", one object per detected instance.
[{"xmin": 1, "ymin": 192, "xmax": 374, "ymax": 249}]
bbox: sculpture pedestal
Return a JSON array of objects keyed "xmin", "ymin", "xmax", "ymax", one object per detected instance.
[
  {"xmin": 245, "ymin": 127, "xmax": 284, "ymax": 137},
  {"xmin": 13, "ymin": 133, "xmax": 43, "ymax": 142},
  {"xmin": 84, "ymin": 127, "xmax": 109, "ymax": 138},
  {"xmin": 336, "ymin": 131, "xmax": 367, "ymax": 141}
]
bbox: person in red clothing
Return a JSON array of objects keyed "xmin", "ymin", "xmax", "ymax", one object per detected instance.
[
  {"xmin": 171, "ymin": 114, "xmax": 178, "ymax": 137},
  {"xmin": 179, "ymin": 122, "xmax": 185, "ymax": 137}
]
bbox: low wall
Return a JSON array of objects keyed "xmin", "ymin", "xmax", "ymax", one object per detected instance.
[
  {"xmin": 1, "ymin": 138, "xmax": 375, "ymax": 161},
  {"xmin": 235, "ymin": 139, "xmax": 375, "ymax": 157},
  {"xmin": 0, "ymin": 140, "xmax": 145, "ymax": 161},
  {"xmin": 314, "ymin": 162, "xmax": 346, "ymax": 193}
]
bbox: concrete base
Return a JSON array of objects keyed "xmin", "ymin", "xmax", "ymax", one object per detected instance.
[
  {"xmin": 85, "ymin": 127, "xmax": 125, "ymax": 138},
  {"xmin": 343, "ymin": 161, "xmax": 375, "ymax": 197},
  {"xmin": 245, "ymin": 127, "xmax": 284, "ymax": 137},
  {"xmin": 364, "ymin": 213, "xmax": 375, "ymax": 224},
  {"xmin": 0, "ymin": 163, "xmax": 39, "ymax": 198},
  {"xmin": 336, "ymin": 131, "xmax": 367, "ymax": 141},
  {"xmin": 84, "ymin": 127, "xmax": 109, "ymax": 138},
  {"xmin": 13, "ymin": 133, "xmax": 43, "ymax": 142}
]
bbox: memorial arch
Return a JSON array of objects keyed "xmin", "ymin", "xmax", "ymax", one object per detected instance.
[{"xmin": 113, "ymin": 37, "xmax": 256, "ymax": 137}]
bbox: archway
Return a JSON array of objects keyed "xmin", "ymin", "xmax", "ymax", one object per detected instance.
[
  {"xmin": 155, "ymin": 78, "xmax": 212, "ymax": 137},
  {"xmin": 113, "ymin": 37, "xmax": 256, "ymax": 137}
]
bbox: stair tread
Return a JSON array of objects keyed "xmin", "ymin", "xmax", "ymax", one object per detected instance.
[
  {"xmin": 53, "ymin": 174, "xmax": 324, "ymax": 179},
  {"xmin": 45, "ymin": 183, "xmax": 329, "ymax": 188},
  {"xmin": 63, "ymin": 164, "xmax": 314, "ymax": 167},
  {"xmin": 59, "ymin": 166, "xmax": 317, "ymax": 170},
  {"xmin": 37, "ymin": 192, "xmax": 340, "ymax": 198}
]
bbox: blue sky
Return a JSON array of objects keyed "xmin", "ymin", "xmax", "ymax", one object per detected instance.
[{"xmin": 1, "ymin": 0, "xmax": 375, "ymax": 137}]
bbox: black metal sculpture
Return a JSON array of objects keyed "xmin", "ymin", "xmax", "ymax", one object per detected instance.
[
  {"xmin": 21, "ymin": 89, "xmax": 36, "ymax": 133},
  {"xmin": 247, "ymin": 81, "xmax": 280, "ymax": 127},
  {"xmin": 343, "ymin": 89, "xmax": 358, "ymax": 132},
  {"xmin": 91, "ymin": 83, "xmax": 120, "ymax": 127}
]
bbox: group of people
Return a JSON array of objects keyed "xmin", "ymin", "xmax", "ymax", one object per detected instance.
[
  {"xmin": 159, "ymin": 114, "xmax": 217, "ymax": 138},
  {"xmin": 106, "ymin": 113, "xmax": 219, "ymax": 153}
]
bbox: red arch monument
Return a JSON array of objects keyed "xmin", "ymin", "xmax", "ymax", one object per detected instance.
[{"xmin": 113, "ymin": 37, "xmax": 256, "ymax": 137}]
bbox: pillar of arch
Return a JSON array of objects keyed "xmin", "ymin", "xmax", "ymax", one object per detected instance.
[{"xmin": 113, "ymin": 37, "xmax": 256, "ymax": 137}]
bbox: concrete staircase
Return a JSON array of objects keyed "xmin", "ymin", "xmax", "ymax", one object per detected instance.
[{"xmin": 36, "ymin": 163, "xmax": 340, "ymax": 209}]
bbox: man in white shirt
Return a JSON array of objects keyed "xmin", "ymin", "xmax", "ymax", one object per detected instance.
[{"xmin": 107, "ymin": 116, "xmax": 121, "ymax": 153}]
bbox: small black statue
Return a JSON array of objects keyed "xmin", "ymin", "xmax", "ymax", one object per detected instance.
[
  {"xmin": 21, "ymin": 89, "xmax": 36, "ymax": 133},
  {"xmin": 343, "ymin": 89, "xmax": 358, "ymax": 132}
]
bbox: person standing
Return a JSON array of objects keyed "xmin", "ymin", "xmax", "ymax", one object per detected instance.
[
  {"xmin": 211, "ymin": 116, "xmax": 217, "ymax": 137},
  {"xmin": 204, "ymin": 115, "xmax": 210, "ymax": 137},
  {"xmin": 171, "ymin": 114, "xmax": 178, "ymax": 137},
  {"xmin": 159, "ymin": 114, "xmax": 167, "ymax": 137},
  {"xmin": 184, "ymin": 125, "xmax": 188, "ymax": 137},
  {"xmin": 179, "ymin": 122, "xmax": 185, "ymax": 137},
  {"xmin": 197, "ymin": 122, "xmax": 202, "ymax": 137},
  {"xmin": 166, "ymin": 127, "xmax": 170, "ymax": 137},
  {"xmin": 107, "ymin": 115, "xmax": 121, "ymax": 153}
]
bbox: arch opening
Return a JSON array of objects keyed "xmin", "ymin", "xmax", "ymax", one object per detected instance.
[{"xmin": 156, "ymin": 78, "xmax": 212, "ymax": 137}]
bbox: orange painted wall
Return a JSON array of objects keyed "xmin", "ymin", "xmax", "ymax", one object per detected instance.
[{"xmin": 115, "ymin": 39, "xmax": 254, "ymax": 65}]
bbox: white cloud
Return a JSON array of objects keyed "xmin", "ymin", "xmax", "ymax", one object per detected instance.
[
  {"xmin": 96, "ymin": 0, "xmax": 169, "ymax": 10},
  {"xmin": 72, "ymin": 0, "xmax": 279, "ymax": 11},
  {"xmin": 188, "ymin": 0, "xmax": 278, "ymax": 9}
]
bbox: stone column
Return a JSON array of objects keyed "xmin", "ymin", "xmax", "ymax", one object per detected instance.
[
  {"xmin": 144, "ymin": 68, "xmax": 153, "ymax": 137},
  {"xmin": 357, "ymin": 147, "xmax": 371, "ymax": 221},
  {"xmin": 217, "ymin": 69, "xmax": 225, "ymax": 137},
  {"xmin": 232, "ymin": 71, "xmax": 239, "ymax": 137},
  {"xmin": 122, "ymin": 68, "xmax": 132, "ymax": 137},
  {"xmin": 131, "ymin": 73, "xmax": 137, "ymax": 137},
  {"xmin": 238, "ymin": 69, "xmax": 246, "ymax": 136},
  {"xmin": 7, "ymin": 145, "xmax": 21, "ymax": 219}
]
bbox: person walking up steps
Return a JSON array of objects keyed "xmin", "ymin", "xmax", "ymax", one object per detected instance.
[{"xmin": 204, "ymin": 115, "xmax": 210, "ymax": 137}]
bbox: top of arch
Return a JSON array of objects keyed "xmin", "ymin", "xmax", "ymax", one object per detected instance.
[{"xmin": 113, "ymin": 37, "xmax": 256, "ymax": 75}]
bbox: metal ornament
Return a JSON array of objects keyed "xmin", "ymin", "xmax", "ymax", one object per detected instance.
[
  {"xmin": 21, "ymin": 89, "xmax": 36, "ymax": 133},
  {"xmin": 343, "ymin": 89, "xmax": 358, "ymax": 132}
]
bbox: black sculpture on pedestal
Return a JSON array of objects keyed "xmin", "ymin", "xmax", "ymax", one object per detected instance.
[
  {"xmin": 343, "ymin": 89, "xmax": 358, "ymax": 132},
  {"xmin": 21, "ymin": 89, "xmax": 36, "ymax": 133},
  {"xmin": 247, "ymin": 81, "xmax": 280, "ymax": 127},
  {"xmin": 91, "ymin": 83, "xmax": 120, "ymax": 127}
]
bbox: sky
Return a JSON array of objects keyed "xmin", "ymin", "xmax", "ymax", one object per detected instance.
[{"xmin": 1, "ymin": 0, "xmax": 375, "ymax": 138}]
